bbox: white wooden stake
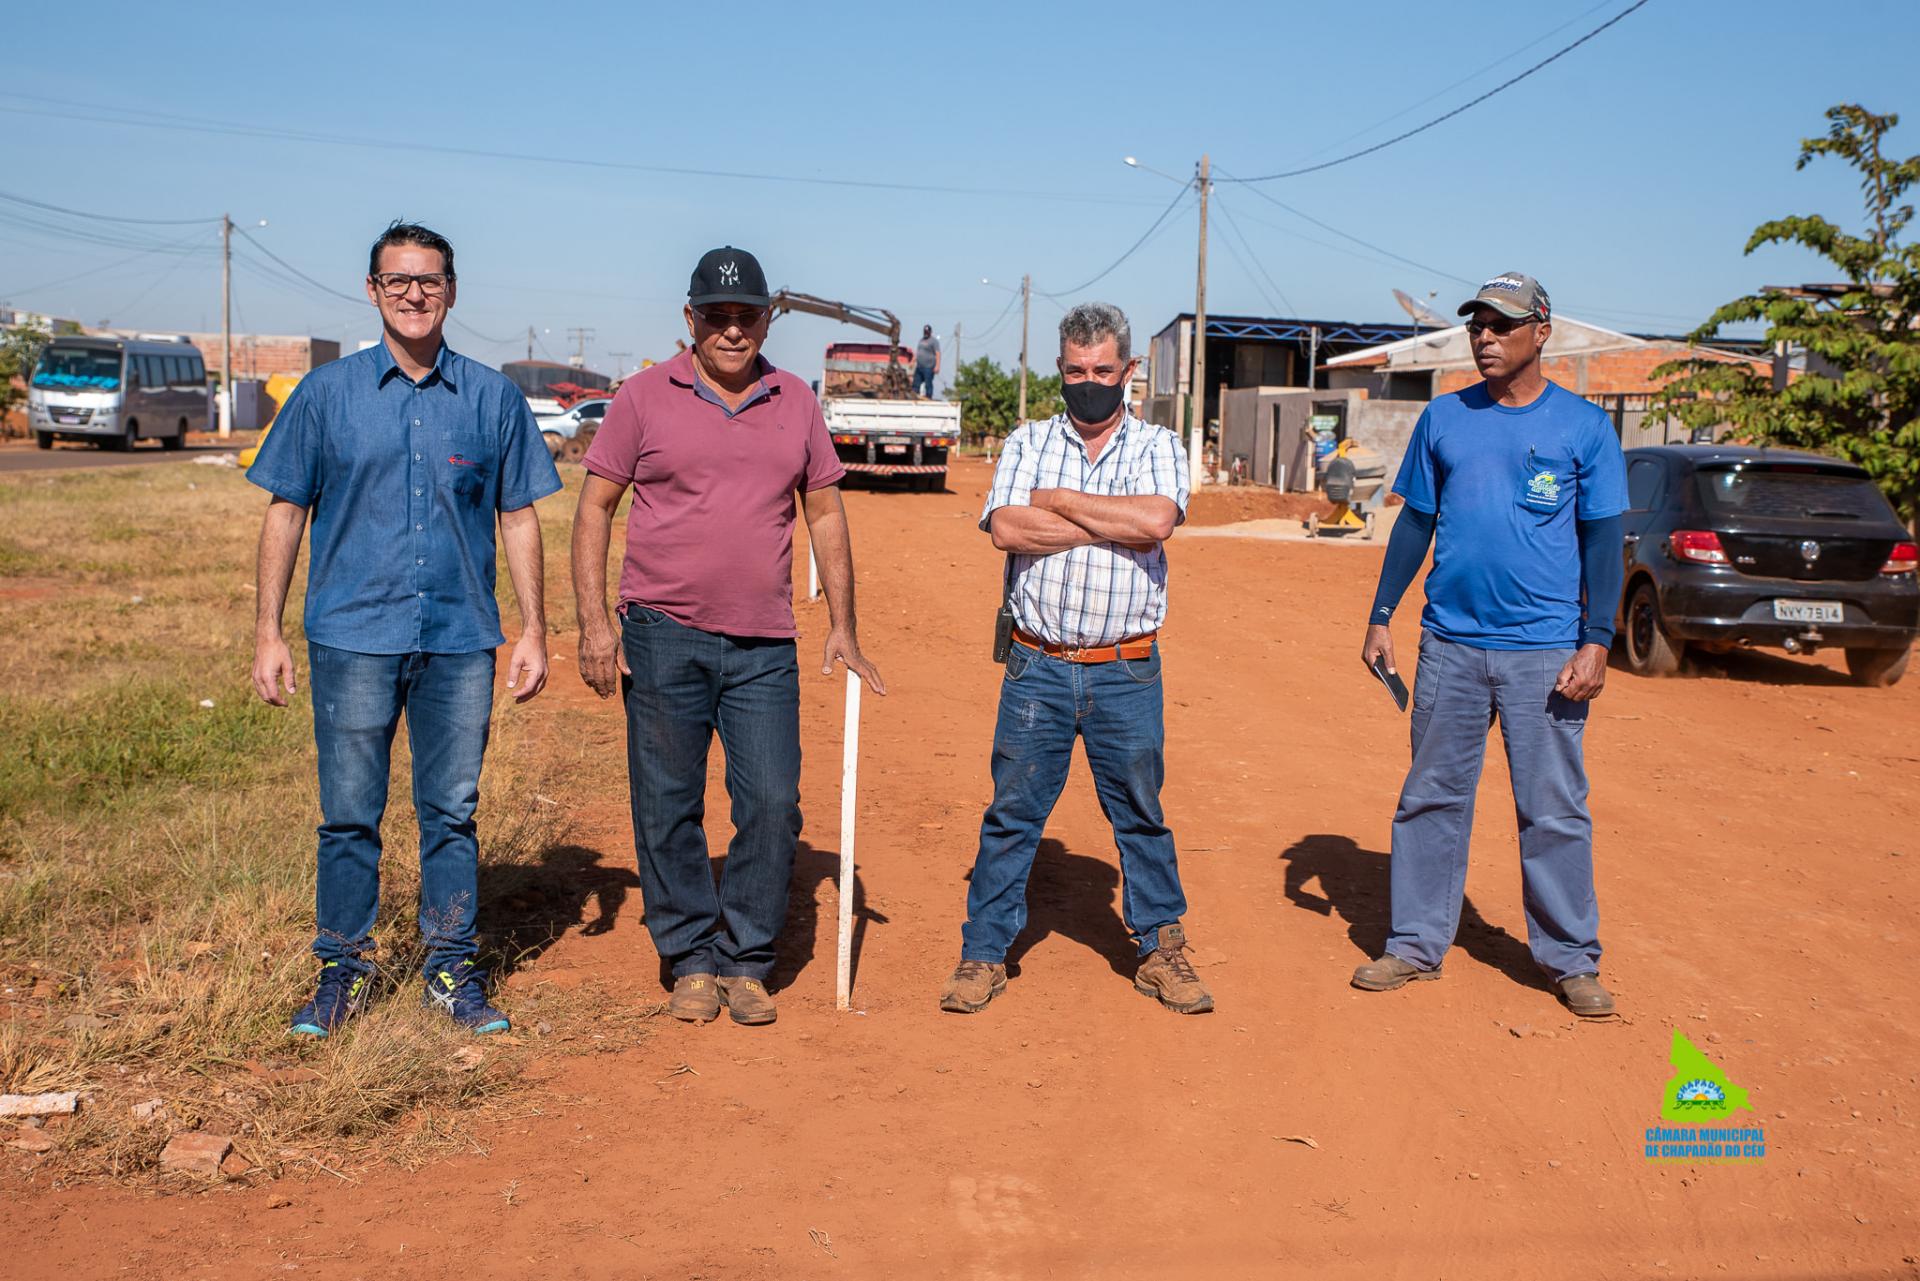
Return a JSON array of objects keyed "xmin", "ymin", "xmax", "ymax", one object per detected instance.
[
  {"xmin": 808, "ymin": 539, "xmax": 820, "ymax": 600},
  {"xmin": 835, "ymin": 668, "xmax": 861, "ymax": 1011}
]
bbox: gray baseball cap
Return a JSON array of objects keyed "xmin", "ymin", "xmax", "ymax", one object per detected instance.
[{"xmin": 1457, "ymin": 272, "xmax": 1551, "ymax": 322}]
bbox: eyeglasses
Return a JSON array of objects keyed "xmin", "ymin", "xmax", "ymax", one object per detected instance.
[
  {"xmin": 371, "ymin": 272, "xmax": 453, "ymax": 298},
  {"xmin": 693, "ymin": 305, "xmax": 767, "ymax": 331},
  {"xmin": 1465, "ymin": 315, "xmax": 1538, "ymax": 337}
]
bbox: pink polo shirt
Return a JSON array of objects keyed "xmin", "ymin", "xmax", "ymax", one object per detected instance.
[{"xmin": 583, "ymin": 350, "xmax": 846, "ymax": 638}]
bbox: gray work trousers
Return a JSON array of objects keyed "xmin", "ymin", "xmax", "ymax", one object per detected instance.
[{"xmin": 1386, "ymin": 630, "xmax": 1602, "ymax": 982}]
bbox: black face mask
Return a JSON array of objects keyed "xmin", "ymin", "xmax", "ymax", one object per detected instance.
[{"xmin": 1061, "ymin": 376, "xmax": 1126, "ymax": 426}]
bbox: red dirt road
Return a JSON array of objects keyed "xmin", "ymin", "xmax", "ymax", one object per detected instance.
[{"xmin": 8, "ymin": 457, "xmax": 1919, "ymax": 1279}]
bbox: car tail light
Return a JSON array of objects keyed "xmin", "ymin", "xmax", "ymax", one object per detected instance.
[
  {"xmin": 1669, "ymin": 530, "xmax": 1729, "ymax": 565},
  {"xmin": 831, "ymin": 434, "xmax": 863, "ymax": 445},
  {"xmin": 1883, "ymin": 541, "xmax": 1918, "ymax": 575},
  {"xmin": 926, "ymin": 437, "xmax": 953, "ymax": 447}
]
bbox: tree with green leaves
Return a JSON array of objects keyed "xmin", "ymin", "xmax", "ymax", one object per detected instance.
[
  {"xmin": 948, "ymin": 356, "xmax": 1062, "ymax": 442},
  {"xmin": 1649, "ymin": 104, "xmax": 1920, "ymax": 531},
  {"xmin": 0, "ymin": 323, "xmax": 52, "ymax": 436}
]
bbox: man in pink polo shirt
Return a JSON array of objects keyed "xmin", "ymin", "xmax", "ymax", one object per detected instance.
[{"xmin": 572, "ymin": 246, "xmax": 884, "ymax": 1028}]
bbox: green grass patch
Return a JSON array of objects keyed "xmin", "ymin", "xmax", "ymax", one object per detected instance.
[{"xmin": 0, "ymin": 465, "xmax": 598, "ymax": 1183}]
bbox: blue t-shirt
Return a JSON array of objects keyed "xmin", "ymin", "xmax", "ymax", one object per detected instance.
[
  {"xmin": 247, "ymin": 341, "xmax": 562, "ymax": 655},
  {"xmin": 1392, "ymin": 381, "xmax": 1627, "ymax": 650}
]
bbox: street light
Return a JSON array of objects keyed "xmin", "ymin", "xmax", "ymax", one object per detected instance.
[{"xmin": 1123, "ymin": 155, "xmax": 1188, "ymax": 187}]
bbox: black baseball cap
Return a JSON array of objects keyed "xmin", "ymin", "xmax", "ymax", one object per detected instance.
[
  {"xmin": 1457, "ymin": 271, "xmax": 1551, "ymax": 323},
  {"xmin": 689, "ymin": 246, "xmax": 770, "ymax": 307}
]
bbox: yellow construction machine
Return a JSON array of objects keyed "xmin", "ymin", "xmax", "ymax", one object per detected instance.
[{"xmin": 236, "ymin": 372, "xmax": 306, "ymax": 468}]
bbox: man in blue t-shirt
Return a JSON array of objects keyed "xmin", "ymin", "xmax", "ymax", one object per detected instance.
[{"xmin": 1355, "ymin": 272, "xmax": 1627, "ymax": 1018}]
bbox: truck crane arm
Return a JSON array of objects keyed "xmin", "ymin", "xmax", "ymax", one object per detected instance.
[{"xmin": 768, "ymin": 289, "xmax": 907, "ymax": 396}]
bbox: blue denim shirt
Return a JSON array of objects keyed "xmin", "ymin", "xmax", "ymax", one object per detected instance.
[{"xmin": 247, "ymin": 340, "xmax": 562, "ymax": 655}]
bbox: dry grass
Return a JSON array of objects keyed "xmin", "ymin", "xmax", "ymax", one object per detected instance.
[{"xmin": 0, "ymin": 462, "xmax": 606, "ymax": 1185}]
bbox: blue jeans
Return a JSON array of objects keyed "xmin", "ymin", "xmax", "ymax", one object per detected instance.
[
  {"xmin": 307, "ymin": 643, "xmax": 496, "ymax": 977},
  {"xmin": 620, "ymin": 607, "xmax": 802, "ymax": 982},
  {"xmin": 1387, "ymin": 631, "xmax": 1601, "ymax": 981},
  {"xmin": 961, "ymin": 642, "xmax": 1188, "ymax": 963},
  {"xmin": 913, "ymin": 365, "xmax": 935, "ymax": 397}
]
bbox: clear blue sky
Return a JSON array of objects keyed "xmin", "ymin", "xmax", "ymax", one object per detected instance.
[{"xmin": 3, "ymin": 0, "xmax": 1916, "ymax": 383}]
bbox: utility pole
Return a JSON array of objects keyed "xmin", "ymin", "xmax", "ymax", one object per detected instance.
[
  {"xmin": 526, "ymin": 325, "xmax": 534, "ymax": 362},
  {"xmin": 566, "ymin": 326, "xmax": 595, "ymax": 369},
  {"xmin": 952, "ymin": 320, "xmax": 961, "ymax": 387},
  {"xmin": 220, "ymin": 213, "xmax": 232, "ymax": 438},
  {"xmin": 1017, "ymin": 273, "xmax": 1031, "ymax": 424},
  {"xmin": 606, "ymin": 351, "xmax": 632, "ymax": 378},
  {"xmin": 1189, "ymin": 155, "xmax": 1210, "ymax": 486}
]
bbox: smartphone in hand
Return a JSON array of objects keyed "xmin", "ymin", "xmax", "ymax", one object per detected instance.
[{"xmin": 1369, "ymin": 654, "xmax": 1410, "ymax": 713}]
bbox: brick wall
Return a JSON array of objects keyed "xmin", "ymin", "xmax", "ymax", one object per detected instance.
[
  {"xmin": 1433, "ymin": 343, "xmax": 1764, "ymax": 398},
  {"xmin": 180, "ymin": 334, "xmax": 341, "ymax": 382}
]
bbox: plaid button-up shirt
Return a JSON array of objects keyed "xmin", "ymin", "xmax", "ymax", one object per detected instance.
[{"xmin": 980, "ymin": 413, "xmax": 1190, "ymax": 648}]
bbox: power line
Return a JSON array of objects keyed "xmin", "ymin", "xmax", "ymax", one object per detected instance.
[
  {"xmin": 0, "ymin": 93, "xmax": 1162, "ymax": 210},
  {"xmin": 1284, "ymin": 2, "xmax": 1615, "ymax": 167},
  {"xmin": 232, "ymin": 224, "xmax": 365, "ymax": 306},
  {"xmin": 0, "ymin": 237, "xmax": 212, "ymax": 299},
  {"xmin": 447, "ymin": 316, "xmax": 520, "ymax": 347},
  {"xmin": 1218, "ymin": 170, "xmax": 1479, "ymax": 286},
  {"xmin": 0, "ymin": 187, "xmax": 218, "ymax": 226},
  {"xmin": 1209, "ymin": 196, "xmax": 1297, "ymax": 315},
  {"xmin": 1222, "ymin": 0, "xmax": 1653, "ymax": 183},
  {"xmin": 1034, "ymin": 184, "xmax": 1194, "ymax": 300},
  {"xmin": 963, "ymin": 289, "xmax": 1023, "ymax": 348}
]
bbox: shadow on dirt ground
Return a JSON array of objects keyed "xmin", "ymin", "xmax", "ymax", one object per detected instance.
[
  {"xmin": 1279, "ymin": 833, "xmax": 1552, "ymax": 993},
  {"xmin": 480, "ymin": 843, "xmax": 639, "ymax": 976},
  {"xmin": 1002, "ymin": 838, "xmax": 1138, "ymax": 979},
  {"xmin": 774, "ymin": 840, "xmax": 887, "ymax": 994}
]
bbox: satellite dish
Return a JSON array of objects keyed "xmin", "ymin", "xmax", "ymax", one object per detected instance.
[{"xmin": 1393, "ymin": 288, "xmax": 1451, "ymax": 330}]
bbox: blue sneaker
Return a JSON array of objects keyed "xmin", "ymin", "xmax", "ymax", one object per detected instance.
[
  {"xmin": 290, "ymin": 960, "xmax": 371, "ymax": 1037},
  {"xmin": 425, "ymin": 960, "xmax": 510, "ymax": 1035}
]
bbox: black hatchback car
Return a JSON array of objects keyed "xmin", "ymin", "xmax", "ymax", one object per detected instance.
[{"xmin": 1616, "ymin": 445, "xmax": 1919, "ymax": 685}]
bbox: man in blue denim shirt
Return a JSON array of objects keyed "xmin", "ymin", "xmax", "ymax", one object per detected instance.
[{"xmin": 248, "ymin": 221, "xmax": 561, "ymax": 1037}]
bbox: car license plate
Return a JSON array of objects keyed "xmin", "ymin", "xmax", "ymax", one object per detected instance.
[
  {"xmin": 1773, "ymin": 599, "xmax": 1842, "ymax": 623},
  {"xmin": 882, "ymin": 444, "xmax": 908, "ymax": 455},
  {"xmin": 55, "ymin": 414, "xmax": 80, "ymax": 424}
]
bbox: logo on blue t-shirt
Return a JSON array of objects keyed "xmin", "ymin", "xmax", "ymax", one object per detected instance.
[{"xmin": 1524, "ymin": 468, "xmax": 1561, "ymax": 507}]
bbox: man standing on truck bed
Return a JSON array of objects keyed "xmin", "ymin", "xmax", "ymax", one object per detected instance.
[
  {"xmin": 940, "ymin": 301, "xmax": 1212, "ymax": 1016},
  {"xmin": 572, "ymin": 245, "xmax": 885, "ymax": 1028},
  {"xmin": 913, "ymin": 324, "xmax": 939, "ymax": 399}
]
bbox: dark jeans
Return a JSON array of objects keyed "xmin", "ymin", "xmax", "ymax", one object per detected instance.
[
  {"xmin": 1387, "ymin": 631, "xmax": 1601, "ymax": 981},
  {"xmin": 620, "ymin": 607, "xmax": 802, "ymax": 982},
  {"xmin": 913, "ymin": 365, "xmax": 935, "ymax": 398},
  {"xmin": 961, "ymin": 642, "xmax": 1188, "ymax": 963},
  {"xmin": 306, "ymin": 643, "xmax": 496, "ymax": 977}
]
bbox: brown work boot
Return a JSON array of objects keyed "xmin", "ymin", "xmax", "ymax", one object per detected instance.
[
  {"xmin": 1556, "ymin": 972, "xmax": 1616, "ymax": 1018},
  {"xmin": 717, "ymin": 976, "xmax": 777, "ymax": 1026},
  {"xmin": 667, "ymin": 972, "xmax": 720, "ymax": 1023},
  {"xmin": 1133, "ymin": 925, "xmax": 1214, "ymax": 1014},
  {"xmin": 1350, "ymin": 954, "xmax": 1441, "ymax": 991},
  {"xmin": 939, "ymin": 960, "xmax": 1007, "ymax": 1013}
]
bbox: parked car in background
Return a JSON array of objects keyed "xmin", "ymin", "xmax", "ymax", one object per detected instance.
[
  {"xmin": 536, "ymin": 397, "xmax": 610, "ymax": 457},
  {"xmin": 1616, "ymin": 445, "xmax": 1919, "ymax": 686}
]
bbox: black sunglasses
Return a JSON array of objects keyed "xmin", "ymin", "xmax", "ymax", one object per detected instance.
[
  {"xmin": 1465, "ymin": 315, "xmax": 1539, "ymax": 337},
  {"xmin": 693, "ymin": 305, "xmax": 768, "ymax": 330}
]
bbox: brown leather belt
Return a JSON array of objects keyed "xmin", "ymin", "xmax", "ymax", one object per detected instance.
[{"xmin": 1012, "ymin": 628, "xmax": 1157, "ymax": 663}]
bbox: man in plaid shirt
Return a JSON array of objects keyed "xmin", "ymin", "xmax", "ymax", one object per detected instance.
[{"xmin": 940, "ymin": 302, "xmax": 1212, "ymax": 1015}]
